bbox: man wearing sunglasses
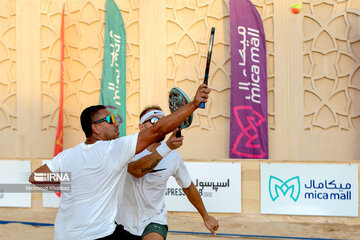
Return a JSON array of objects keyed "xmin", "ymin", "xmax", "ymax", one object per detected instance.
[
  {"xmin": 115, "ymin": 106, "xmax": 219, "ymax": 240},
  {"xmin": 29, "ymin": 84, "xmax": 211, "ymax": 240}
]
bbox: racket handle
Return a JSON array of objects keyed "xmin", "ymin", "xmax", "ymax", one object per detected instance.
[
  {"xmin": 198, "ymin": 102, "xmax": 205, "ymax": 109},
  {"xmin": 176, "ymin": 130, "xmax": 182, "ymax": 138}
]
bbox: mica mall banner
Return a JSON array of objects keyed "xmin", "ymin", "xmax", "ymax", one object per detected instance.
[
  {"xmin": 261, "ymin": 163, "xmax": 358, "ymax": 217},
  {"xmin": 100, "ymin": 0, "xmax": 127, "ymax": 136},
  {"xmin": 229, "ymin": 0, "xmax": 268, "ymax": 159}
]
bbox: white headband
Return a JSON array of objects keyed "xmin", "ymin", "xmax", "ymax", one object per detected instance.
[{"xmin": 140, "ymin": 110, "xmax": 165, "ymax": 124}]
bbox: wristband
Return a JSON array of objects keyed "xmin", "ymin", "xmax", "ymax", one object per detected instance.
[{"xmin": 156, "ymin": 142, "xmax": 171, "ymax": 158}]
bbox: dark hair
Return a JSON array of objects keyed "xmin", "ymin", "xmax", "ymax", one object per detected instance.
[
  {"xmin": 80, "ymin": 105, "xmax": 106, "ymax": 137},
  {"xmin": 139, "ymin": 105, "xmax": 162, "ymax": 120}
]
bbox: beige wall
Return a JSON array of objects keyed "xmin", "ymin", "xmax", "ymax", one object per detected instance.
[{"xmin": 0, "ymin": 0, "xmax": 360, "ymax": 221}]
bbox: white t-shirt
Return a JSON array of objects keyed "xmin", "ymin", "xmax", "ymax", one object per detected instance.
[
  {"xmin": 47, "ymin": 133, "xmax": 138, "ymax": 240},
  {"xmin": 116, "ymin": 149, "xmax": 192, "ymax": 236}
]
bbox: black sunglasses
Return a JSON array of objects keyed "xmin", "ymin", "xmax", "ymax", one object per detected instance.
[
  {"xmin": 143, "ymin": 116, "xmax": 160, "ymax": 125},
  {"xmin": 93, "ymin": 114, "xmax": 116, "ymax": 124}
]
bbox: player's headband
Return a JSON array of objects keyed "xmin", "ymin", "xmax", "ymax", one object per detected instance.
[{"xmin": 140, "ymin": 110, "xmax": 165, "ymax": 124}]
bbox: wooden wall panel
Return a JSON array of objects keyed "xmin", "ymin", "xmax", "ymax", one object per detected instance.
[{"xmin": 290, "ymin": 1, "xmax": 360, "ymax": 161}]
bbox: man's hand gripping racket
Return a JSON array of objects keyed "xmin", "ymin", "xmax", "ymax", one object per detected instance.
[{"xmin": 199, "ymin": 27, "xmax": 215, "ymax": 109}]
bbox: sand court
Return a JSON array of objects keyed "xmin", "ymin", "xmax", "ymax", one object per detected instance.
[{"xmin": 1, "ymin": 207, "xmax": 359, "ymax": 240}]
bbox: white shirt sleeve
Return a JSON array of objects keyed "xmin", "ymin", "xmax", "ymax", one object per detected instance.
[
  {"xmin": 173, "ymin": 153, "xmax": 192, "ymax": 189},
  {"xmin": 108, "ymin": 132, "xmax": 139, "ymax": 170},
  {"xmin": 46, "ymin": 151, "xmax": 64, "ymax": 173}
]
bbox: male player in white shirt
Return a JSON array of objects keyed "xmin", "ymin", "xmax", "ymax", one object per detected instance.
[
  {"xmin": 116, "ymin": 106, "xmax": 219, "ymax": 240},
  {"xmin": 29, "ymin": 84, "xmax": 211, "ymax": 240}
]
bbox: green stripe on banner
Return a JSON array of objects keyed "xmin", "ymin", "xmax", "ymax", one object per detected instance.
[{"xmin": 100, "ymin": 0, "xmax": 126, "ymax": 136}]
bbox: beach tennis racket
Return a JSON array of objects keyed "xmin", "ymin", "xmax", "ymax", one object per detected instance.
[
  {"xmin": 169, "ymin": 87, "xmax": 193, "ymax": 138},
  {"xmin": 199, "ymin": 27, "xmax": 215, "ymax": 109}
]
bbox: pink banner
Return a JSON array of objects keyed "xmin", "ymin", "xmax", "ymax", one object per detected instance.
[{"xmin": 229, "ymin": 0, "xmax": 268, "ymax": 159}]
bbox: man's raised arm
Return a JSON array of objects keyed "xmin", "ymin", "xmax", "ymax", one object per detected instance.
[{"xmin": 136, "ymin": 84, "xmax": 211, "ymax": 154}]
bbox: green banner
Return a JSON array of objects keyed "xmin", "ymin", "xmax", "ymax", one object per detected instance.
[{"xmin": 100, "ymin": 0, "xmax": 126, "ymax": 136}]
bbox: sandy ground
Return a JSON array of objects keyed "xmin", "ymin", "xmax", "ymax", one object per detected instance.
[{"xmin": 1, "ymin": 207, "xmax": 360, "ymax": 240}]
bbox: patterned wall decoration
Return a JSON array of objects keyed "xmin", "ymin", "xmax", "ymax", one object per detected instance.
[
  {"xmin": 39, "ymin": 0, "xmax": 140, "ymax": 139},
  {"xmin": 165, "ymin": 0, "xmax": 274, "ymax": 131},
  {"xmin": 120, "ymin": 0, "xmax": 140, "ymax": 134},
  {"xmin": 303, "ymin": 1, "xmax": 360, "ymax": 131},
  {"xmin": 0, "ymin": 1, "xmax": 16, "ymax": 132}
]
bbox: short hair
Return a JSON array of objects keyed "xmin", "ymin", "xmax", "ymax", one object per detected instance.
[
  {"xmin": 80, "ymin": 105, "xmax": 106, "ymax": 137},
  {"xmin": 139, "ymin": 105, "xmax": 162, "ymax": 120}
]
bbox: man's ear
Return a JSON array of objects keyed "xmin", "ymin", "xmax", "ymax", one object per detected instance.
[
  {"xmin": 92, "ymin": 124, "xmax": 101, "ymax": 135},
  {"xmin": 139, "ymin": 124, "xmax": 145, "ymax": 131}
]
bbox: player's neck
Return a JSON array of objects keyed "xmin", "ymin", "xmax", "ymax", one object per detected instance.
[{"xmin": 85, "ymin": 135, "xmax": 103, "ymax": 145}]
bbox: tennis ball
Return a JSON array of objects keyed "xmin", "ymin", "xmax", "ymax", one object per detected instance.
[{"xmin": 291, "ymin": 3, "xmax": 302, "ymax": 14}]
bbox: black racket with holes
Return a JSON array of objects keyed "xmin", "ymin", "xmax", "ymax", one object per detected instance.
[{"xmin": 169, "ymin": 87, "xmax": 193, "ymax": 138}]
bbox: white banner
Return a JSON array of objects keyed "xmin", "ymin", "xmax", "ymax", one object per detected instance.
[
  {"xmin": 0, "ymin": 160, "xmax": 31, "ymax": 207},
  {"xmin": 261, "ymin": 163, "xmax": 358, "ymax": 217},
  {"xmin": 165, "ymin": 162, "xmax": 241, "ymax": 213},
  {"xmin": 42, "ymin": 160, "xmax": 60, "ymax": 208}
]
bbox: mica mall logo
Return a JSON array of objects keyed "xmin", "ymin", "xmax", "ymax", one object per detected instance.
[{"xmin": 268, "ymin": 176, "xmax": 301, "ymax": 202}]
